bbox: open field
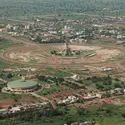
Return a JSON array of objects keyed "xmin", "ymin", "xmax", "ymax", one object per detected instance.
[
  {"xmin": 0, "ymin": 40, "xmax": 16, "ymax": 50},
  {"xmin": 1, "ymin": 43, "xmax": 123, "ymax": 65},
  {"xmin": 0, "ymin": 93, "xmax": 15, "ymax": 100},
  {"xmin": 0, "ymin": 39, "xmax": 21, "ymax": 68},
  {"xmin": 1, "ymin": 35, "xmax": 125, "ymax": 79},
  {"xmin": 39, "ymin": 68, "xmax": 72, "ymax": 77},
  {"xmin": 0, "ymin": 93, "xmax": 42, "ymax": 108},
  {"xmin": 37, "ymin": 84, "xmax": 68, "ymax": 96}
]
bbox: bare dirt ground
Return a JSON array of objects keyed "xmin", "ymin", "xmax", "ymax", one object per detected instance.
[
  {"xmin": 2, "ymin": 44, "xmax": 122, "ymax": 64},
  {"xmin": 55, "ymin": 44, "xmax": 102, "ymax": 50},
  {"xmin": 0, "ymin": 95, "xmax": 42, "ymax": 108},
  {"xmin": 74, "ymin": 97, "xmax": 124, "ymax": 108},
  {"xmin": 0, "ymin": 34, "xmax": 125, "ymax": 77},
  {"xmin": 85, "ymin": 49, "xmax": 121, "ymax": 63},
  {"xmin": 0, "ymin": 99, "xmax": 16, "ymax": 107}
]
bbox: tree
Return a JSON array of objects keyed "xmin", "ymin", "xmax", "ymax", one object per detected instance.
[
  {"xmin": 121, "ymin": 113, "xmax": 125, "ymax": 118},
  {"xmin": 77, "ymin": 108, "xmax": 88, "ymax": 115},
  {"xmin": 114, "ymin": 83, "xmax": 123, "ymax": 88},
  {"xmin": 50, "ymin": 50, "xmax": 57, "ymax": 55},
  {"xmin": 35, "ymin": 36, "xmax": 42, "ymax": 43},
  {"xmin": 7, "ymin": 73, "xmax": 13, "ymax": 78},
  {"xmin": 64, "ymin": 115, "xmax": 76, "ymax": 125}
]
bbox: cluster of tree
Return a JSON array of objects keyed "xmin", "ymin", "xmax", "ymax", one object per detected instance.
[
  {"xmin": 0, "ymin": 85, "xmax": 4, "ymax": 92},
  {"xmin": 0, "ymin": 73, "xmax": 14, "ymax": 79},
  {"xmin": 0, "ymin": 37, "xmax": 5, "ymax": 42},
  {"xmin": 86, "ymin": 76, "xmax": 125, "ymax": 91},
  {"xmin": 2, "ymin": 104, "xmax": 125, "ymax": 125},
  {"xmin": 37, "ymin": 75, "xmax": 64, "ymax": 83},
  {"xmin": 0, "ymin": 0, "xmax": 125, "ymax": 17},
  {"xmin": 50, "ymin": 50, "xmax": 57, "ymax": 55},
  {"xmin": 37, "ymin": 75, "xmax": 80, "ymax": 89},
  {"xmin": 0, "ymin": 106, "xmax": 97, "ymax": 125}
]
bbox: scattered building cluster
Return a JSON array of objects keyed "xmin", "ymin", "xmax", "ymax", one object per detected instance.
[
  {"xmin": 56, "ymin": 95, "xmax": 79, "ymax": 105},
  {"xmin": 1, "ymin": 16, "xmax": 125, "ymax": 45},
  {"xmin": 1, "ymin": 15, "xmax": 125, "ymax": 125},
  {"xmin": 64, "ymin": 121, "xmax": 96, "ymax": 125},
  {"xmin": 0, "ymin": 102, "xmax": 49, "ymax": 115}
]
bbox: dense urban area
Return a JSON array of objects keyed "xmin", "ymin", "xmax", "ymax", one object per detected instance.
[{"xmin": 0, "ymin": 0, "xmax": 125, "ymax": 125}]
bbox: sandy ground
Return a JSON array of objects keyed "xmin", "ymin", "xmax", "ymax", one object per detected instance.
[
  {"xmin": 2, "ymin": 44, "xmax": 122, "ymax": 64},
  {"xmin": 3, "ymin": 67, "xmax": 37, "ymax": 72},
  {"xmin": 9, "ymin": 52, "xmax": 40, "ymax": 62},
  {"xmin": 55, "ymin": 44, "xmax": 102, "ymax": 50},
  {"xmin": 96, "ymin": 49, "xmax": 120, "ymax": 59}
]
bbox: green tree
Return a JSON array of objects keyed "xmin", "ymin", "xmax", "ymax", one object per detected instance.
[{"xmin": 35, "ymin": 36, "xmax": 42, "ymax": 43}]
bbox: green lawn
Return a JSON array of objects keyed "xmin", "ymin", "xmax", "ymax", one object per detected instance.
[
  {"xmin": 37, "ymin": 84, "xmax": 68, "ymax": 96},
  {"xmin": 0, "ymin": 40, "xmax": 16, "ymax": 50},
  {"xmin": 0, "ymin": 39, "xmax": 18, "ymax": 68},
  {"xmin": 99, "ymin": 117, "xmax": 125, "ymax": 125},
  {"xmin": 0, "ymin": 93, "xmax": 23, "ymax": 100},
  {"xmin": 70, "ymin": 69, "xmax": 90, "ymax": 75},
  {"xmin": 40, "ymin": 68, "xmax": 72, "ymax": 77},
  {"xmin": 0, "ymin": 58, "xmax": 12, "ymax": 68},
  {"xmin": 88, "ymin": 104, "xmax": 125, "ymax": 125},
  {"xmin": 0, "ymin": 93, "xmax": 14, "ymax": 100}
]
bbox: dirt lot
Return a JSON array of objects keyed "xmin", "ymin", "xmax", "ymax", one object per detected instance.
[
  {"xmin": 2, "ymin": 44, "xmax": 122, "ymax": 65},
  {"xmin": 0, "ymin": 95, "xmax": 42, "ymax": 108},
  {"xmin": 74, "ymin": 97, "xmax": 124, "ymax": 108},
  {"xmin": 0, "ymin": 99, "xmax": 16, "ymax": 108},
  {"xmin": 55, "ymin": 44, "xmax": 102, "ymax": 50},
  {"xmin": 85, "ymin": 49, "xmax": 121, "ymax": 63}
]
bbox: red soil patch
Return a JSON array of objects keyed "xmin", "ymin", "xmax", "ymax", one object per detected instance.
[
  {"xmin": 0, "ymin": 99, "xmax": 16, "ymax": 107},
  {"xmin": 74, "ymin": 97, "xmax": 122, "ymax": 108},
  {"xmin": 60, "ymin": 85, "xmax": 69, "ymax": 89},
  {"xmin": 95, "ymin": 123, "xmax": 100, "ymax": 125},
  {"xmin": 45, "ymin": 89, "xmax": 74, "ymax": 100}
]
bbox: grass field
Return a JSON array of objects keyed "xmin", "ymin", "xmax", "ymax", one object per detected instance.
[
  {"xmin": 99, "ymin": 117, "xmax": 125, "ymax": 125},
  {"xmin": 68, "ymin": 69, "xmax": 90, "ymax": 75},
  {"xmin": 0, "ymin": 40, "xmax": 16, "ymax": 50},
  {"xmin": 40, "ymin": 68, "xmax": 72, "ymax": 77},
  {"xmin": 0, "ymin": 58, "xmax": 12, "ymax": 68},
  {"xmin": 37, "ymin": 84, "xmax": 68, "ymax": 96},
  {"xmin": 0, "ymin": 39, "xmax": 17, "ymax": 68},
  {"xmin": 90, "ymin": 104, "xmax": 125, "ymax": 125},
  {"xmin": 0, "ymin": 93, "xmax": 14, "ymax": 100}
]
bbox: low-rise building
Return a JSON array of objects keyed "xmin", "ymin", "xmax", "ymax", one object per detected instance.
[{"xmin": 56, "ymin": 96, "xmax": 79, "ymax": 105}]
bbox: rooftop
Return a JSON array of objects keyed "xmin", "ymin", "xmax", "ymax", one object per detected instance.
[{"xmin": 8, "ymin": 80, "xmax": 37, "ymax": 88}]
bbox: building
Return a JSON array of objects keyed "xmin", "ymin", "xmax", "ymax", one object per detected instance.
[
  {"xmin": 71, "ymin": 121, "xmax": 96, "ymax": 125},
  {"xmin": 9, "ymin": 106, "xmax": 21, "ymax": 113},
  {"xmin": 4, "ymin": 79, "xmax": 39, "ymax": 93},
  {"xmin": 56, "ymin": 96, "xmax": 79, "ymax": 105}
]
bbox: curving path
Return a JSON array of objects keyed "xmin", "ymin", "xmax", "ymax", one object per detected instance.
[{"xmin": 1, "ymin": 33, "xmax": 125, "ymax": 78}]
